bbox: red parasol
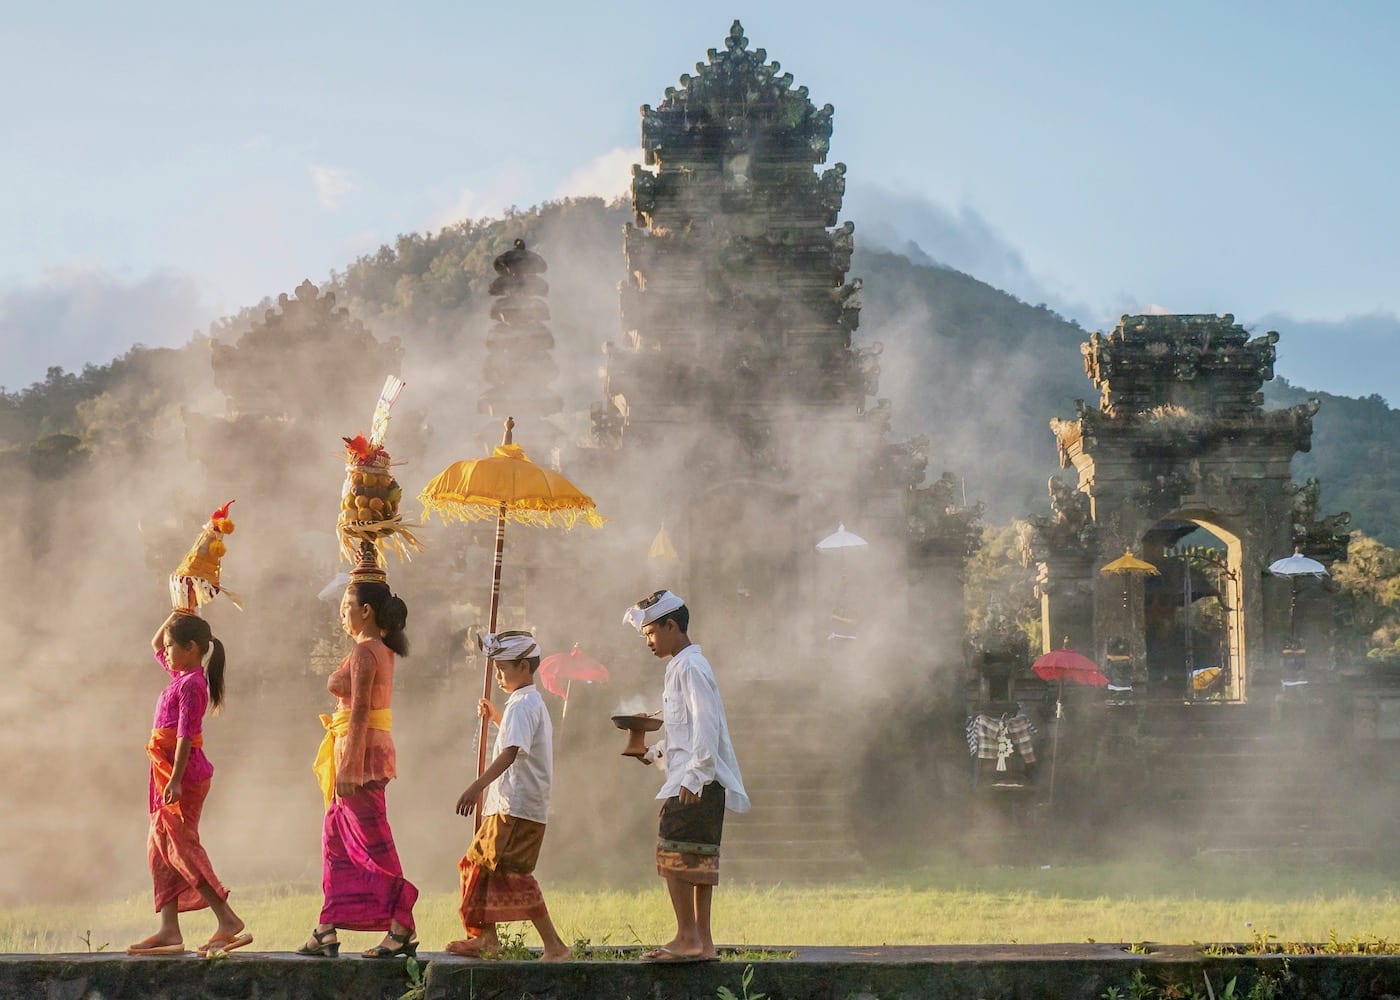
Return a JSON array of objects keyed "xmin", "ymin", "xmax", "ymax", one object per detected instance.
[
  {"xmin": 537, "ymin": 643, "xmax": 609, "ymax": 716},
  {"xmin": 1031, "ymin": 646, "xmax": 1107, "ymax": 808},
  {"xmin": 1031, "ymin": 648, "xmax": 1109, "ymax": 687}
]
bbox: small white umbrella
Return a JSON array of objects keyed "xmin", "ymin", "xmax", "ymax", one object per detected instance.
[
  {"xmin": 1267, "ymin": 550, "xmax": 1329, "ymax": 578},
  {"xmin": 817, "ymin": 523, "xmax": 867, "ymax": 638},
  {"xmin": 816, "ymin": 523, "xmax": 868, "ymax": 551},
  {"xmin": 1268, "ymin": 549, "xmax": 1329, "ymax": 645}
]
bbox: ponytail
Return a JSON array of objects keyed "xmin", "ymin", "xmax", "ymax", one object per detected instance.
[
  {"xmin": 207, "ymin": 637, "xmax": 226, "ymax": 712},
  {"xmin": 167, "ymin": 613, "xmax": 228, "ymax": 712}
]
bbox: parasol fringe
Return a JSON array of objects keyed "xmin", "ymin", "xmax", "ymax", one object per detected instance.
[{"xmin": 418, "ymin": 496, "xmax": 606, "ymax": 530}]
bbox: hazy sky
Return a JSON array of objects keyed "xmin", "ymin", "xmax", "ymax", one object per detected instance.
[{"xmin": 3, "ymin": 2, "xmax": 1397, "ymax": 398}]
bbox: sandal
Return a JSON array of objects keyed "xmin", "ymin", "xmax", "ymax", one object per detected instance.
[
  {"xmin": 362, "ymin": 927, "xmax": 418, "ymax": 959},
  {"xmin": 295, "ymin": 927, "xmax": 339, "ymax": 958}
]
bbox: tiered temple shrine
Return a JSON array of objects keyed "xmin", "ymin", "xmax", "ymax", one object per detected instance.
[{"xmin": 574, "ymin": 21, "xmax": 982, "ymax": 874}]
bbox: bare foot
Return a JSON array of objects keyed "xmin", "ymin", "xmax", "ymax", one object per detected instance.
[
  {"xmin": 213, "ymin": 917, "xmax": 246, "ymax": 940},
  {"xmin": 126, "ymin": 933, "xmax": 185, "ymax": 955},
  {"xmin": 445, "ymin": 936, "xmax": 499, "ymax": 958},
  {"xmin": 540, "ymin": 947, "xmax": 572, "ymax": 962},
  {"xmin": 659, "ymin": 936, "xmax": 705, "ymax": 957}
]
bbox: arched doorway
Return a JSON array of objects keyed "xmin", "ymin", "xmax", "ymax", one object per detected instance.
[{"xmin": 1141, "ymin": 514, "xmax": 1245, "ymax": 701}]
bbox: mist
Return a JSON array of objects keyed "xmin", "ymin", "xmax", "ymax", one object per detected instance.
[{"xmin": 2, "ymin": 175, "xmax": 1394, "ymax": 923}]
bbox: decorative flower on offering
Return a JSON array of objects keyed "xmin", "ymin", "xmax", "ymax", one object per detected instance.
[
  {"xmin": 336, "ymin": 375, "xmax": 423, "ymax": 565},
  {"xmin": 170, "ymin": 499, "xmax": 243, "ymax": 613}
]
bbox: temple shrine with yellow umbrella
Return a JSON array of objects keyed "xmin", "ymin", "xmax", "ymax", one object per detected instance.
[
  {"xmin": 1099, "ymin": 548, "xmax": 1160, "ymax": 691},
  {"xmin": 418, "ymin": 416, "xmax": 604, "ymax": 825}
]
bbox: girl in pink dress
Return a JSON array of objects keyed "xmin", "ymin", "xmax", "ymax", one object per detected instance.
[{"xmin": 127, "ymin": 611, "xmax": 251, "ymax": 957}]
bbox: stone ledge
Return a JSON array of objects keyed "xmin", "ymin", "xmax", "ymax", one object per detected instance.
[{"xmin": 4, "ymin": 946, "xmax": 1400, "ymax": 1000}]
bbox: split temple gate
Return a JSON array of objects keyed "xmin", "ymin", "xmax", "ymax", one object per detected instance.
[{"xmin": 1029, "ymin": 313, "xmax": 1350, "ymax": 700}]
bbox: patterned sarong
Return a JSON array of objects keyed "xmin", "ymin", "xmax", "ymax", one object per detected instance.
[
  {"xmin": 320, "ymin": 779, "xmax": 417, "ymax": 931},
  {"xmin": 656, "ymin": 780, "xmax": 725, "ymax": 886},
  {"xmin": 458, "ymin": 813, "xmax": 548, "ymax": 933},
  {"xmin": 964, "ymin": 713, "xmax": 1037, "ymax": 763},
  {"xmin": 146, "ymin": 728, "xmax": 228, "ymax": 913}
]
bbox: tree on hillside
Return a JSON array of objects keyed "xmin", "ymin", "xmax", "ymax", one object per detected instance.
[{"xmin": 1332, "ymin": 531, "xmax": 1400, "ymax": 664}]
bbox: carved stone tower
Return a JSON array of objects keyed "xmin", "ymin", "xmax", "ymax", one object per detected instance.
[
  {"xmin": 1030, "ymin": 313, "xmax": 1348, "ymax": 698},
  {"xmin": 479, "ymin": 239, "xmax": 562, "ymax": 454},
  {"xmin": 573, "ymin": 21, "xmax": 982, "ymax": 877}
]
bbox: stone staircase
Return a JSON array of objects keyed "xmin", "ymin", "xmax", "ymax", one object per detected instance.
[
  {"xmin": 721, "ymin": 678, "xmax": 862, "ymax": 881},
  {"xmin": 1107, "ymin": 697, "xmax": 1376, "ymax": 859}
]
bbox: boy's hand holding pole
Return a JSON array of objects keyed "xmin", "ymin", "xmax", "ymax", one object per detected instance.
[{"xmin": 478, "ymin": 698, "xmax": 502, "ymax": 725}]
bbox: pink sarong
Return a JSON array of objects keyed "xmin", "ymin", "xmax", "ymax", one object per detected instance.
[
  {"xmin": 147, "ymin": 728, "xmax": 228, "ymax": 913},
  {"xmin": 319, "ymin": 779, "xmax": 417, "ymax": 931}
]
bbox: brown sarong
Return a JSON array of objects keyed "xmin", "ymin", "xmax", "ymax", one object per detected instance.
[
  {"xmin": 458, "ymin": 813, "xmax": 548, "ymax": 932},
  {"xmin": 656, "ymin": 781, "xmax": 725, "ymax": 886}
]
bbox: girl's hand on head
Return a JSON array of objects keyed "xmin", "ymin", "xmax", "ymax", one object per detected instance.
[{"xmin": 162, "ymin": 780, "xmax": 182, "ymax": 805}]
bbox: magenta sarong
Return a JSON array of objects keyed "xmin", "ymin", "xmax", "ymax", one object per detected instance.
[{"xmin": 319, "ymin": 779, "xmax": 417, "ymax": 931}]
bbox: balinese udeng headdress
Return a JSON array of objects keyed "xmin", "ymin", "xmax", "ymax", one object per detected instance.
[
  {"xmin": 170, "ymin": 500, "xmax": 243, "ymax": 614},
  {"xmin": 337, "ymin": 375, "xmax": 423, "ymax": 569},
  {"xmin": 622, "ymin": 589, "xmax": 684, "ymax": 631},
  {"xmin": 478, "ymin": 629, "xmax": 541, "ymax": 661}
]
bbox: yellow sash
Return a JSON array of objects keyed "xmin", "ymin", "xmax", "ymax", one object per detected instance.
[{"xmin": 313, "ymin": 708, "xmax": 392, "ymax": 810}]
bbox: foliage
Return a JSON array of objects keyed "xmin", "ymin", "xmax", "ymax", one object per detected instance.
[
  {"xmin": 1204, "ymin": 927, "xmax": 1398, "ymax": 956},
  {"xmin": 1266, "ymin": 379, "xmax": 1400, "ymax": 548},
  {"xmin": 1331, "ymin": 531, "xmax": 1400, "ymax": 663},
  {"xmin": 1103, "ymin": 967, "xmax": 1289, "ymax": 1000},
  {"xmin": 78, "ymin": 929, "xmax": 107, "ymax": 953},
  {"xmin": 963, "ymin": 521, "xmax": 1040, "ymax": 645},
  {"xmin": 398, "ymin": 954, "xmax": 426, "ymax": 1000},
  {"xmin": 717, "ymin": 964, "xmax": 767, "ymax": 1000}
]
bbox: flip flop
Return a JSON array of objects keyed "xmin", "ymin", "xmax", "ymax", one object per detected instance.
[
  {"xmin": 198, "ymin": 932, "xmax": 253, "ymax": 957},
  {"xmin": 641, "ymin": 946, "xmax": 714, "ymax": 963},
  {"xmin": 125, "ymin": 943, "xmax": 188, "ymax": 956}
]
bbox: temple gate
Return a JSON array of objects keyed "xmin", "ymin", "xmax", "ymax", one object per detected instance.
[{"xmin": 1030, "ymin": 313, "xmax": 1349, "ymax": 700}]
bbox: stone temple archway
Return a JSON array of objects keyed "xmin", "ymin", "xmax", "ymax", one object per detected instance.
[{"xmin": 1026, "ymin": 314, "xmax": 1337, "ymax": 697}]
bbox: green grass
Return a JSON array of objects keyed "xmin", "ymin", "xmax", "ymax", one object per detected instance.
[{"xmin": 6, "ymin": 859, "xmax": 1400, "ymax": 955}]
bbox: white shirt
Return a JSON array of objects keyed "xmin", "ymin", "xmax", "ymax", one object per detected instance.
[
  {"xmin": 646, "ymin": 644, "xmax": 750, "ymax": 813},
  {"xmin": 482, "ymin": 684, "xmax": 552, "ymax": 824}
]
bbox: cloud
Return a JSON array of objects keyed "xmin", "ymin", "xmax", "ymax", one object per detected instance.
[
  {"xmin": 0, "ymin": 266, "xmax": 216, "ymax": 391},
  {"xmin": 309, "ymin": 165, "xmax": 358, "ymax": 211},
  {"xmin": 553, "ymin": 147, "xmax": 639, "ymax": 202},
  {"xmin": 426, "ymin": 177, "xmax": 530, "ymax": 232},
  {"xmin": 845, "ymin": 182, "xmax": 1094, "ymax": 323},
  {"xmin": 1250, "ymin": 310, "xmax": 1400, "ymax": 403}
]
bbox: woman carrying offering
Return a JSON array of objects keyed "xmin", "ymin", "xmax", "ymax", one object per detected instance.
[{"xmin": 302, "ymin": 547, "xmax": 419, "ymax": 959}]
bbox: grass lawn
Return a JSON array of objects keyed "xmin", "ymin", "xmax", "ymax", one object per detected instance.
[{"xmin": 6, "ymin": 858, "xmax": 1400, "ymax": 955}]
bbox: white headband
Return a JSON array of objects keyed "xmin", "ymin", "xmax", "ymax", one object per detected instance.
[
  {"xmin": 622, "ymin": 589, "xmax": 685, "ymax": 631},
  {"xmin": 478, "ymin": 630, "xmax": 540, "ymax": 661}
]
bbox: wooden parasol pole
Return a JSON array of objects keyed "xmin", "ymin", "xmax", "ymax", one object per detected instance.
[{"xmin": 475, "ymin": 418, "xmax": 513, "ymax": 828}]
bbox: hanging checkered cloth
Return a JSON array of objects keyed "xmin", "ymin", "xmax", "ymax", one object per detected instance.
[{"xmin": 965, "ymin": 712, "xmax": 1038, "ymax": 765}]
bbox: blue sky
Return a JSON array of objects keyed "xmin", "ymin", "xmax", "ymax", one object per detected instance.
[{"xmin": 3, "ymin": 2, "xmax": 1397, "ymax": 399}]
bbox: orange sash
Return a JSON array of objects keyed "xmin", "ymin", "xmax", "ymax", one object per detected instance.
[{"xmin": 147, "ymin": 727, "xmax": 203, "ymax": 818}]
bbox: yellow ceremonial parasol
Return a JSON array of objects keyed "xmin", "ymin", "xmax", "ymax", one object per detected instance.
[
  {"xmin": 418, "ymin": 417, "xmax": 604, "ymax": 824},
  {"xmin": 1101, "ymin": 550, "xmax": 1159, "ymax": 577},
  {"xmin": 1101, "ymin": 549, "xmax": 1159, "ymax": 640}
]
